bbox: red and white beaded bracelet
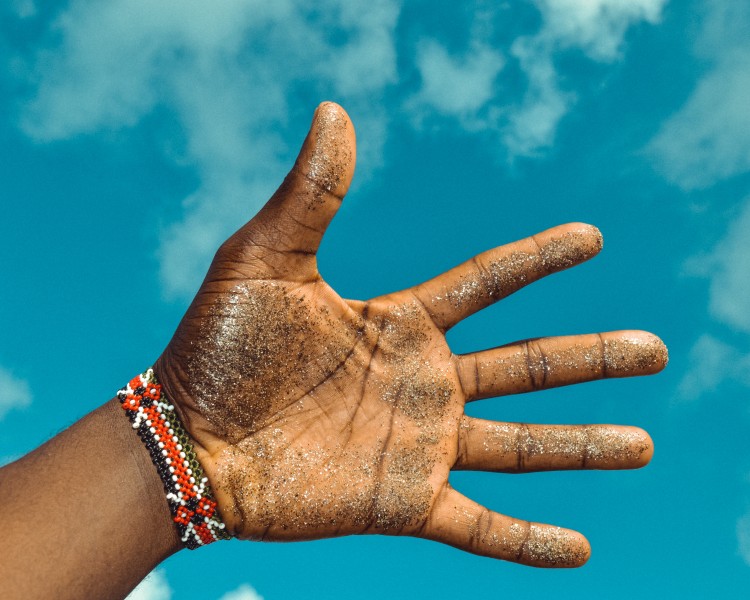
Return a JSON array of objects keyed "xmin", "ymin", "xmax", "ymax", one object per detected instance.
[{"xmin": 117, "ymin": 368, "xmax": 231, "ymax": 549}]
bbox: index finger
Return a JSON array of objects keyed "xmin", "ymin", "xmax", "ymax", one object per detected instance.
[{"xmin": 410, "ymin": 223, "xmax": 602, "ymax": 331}]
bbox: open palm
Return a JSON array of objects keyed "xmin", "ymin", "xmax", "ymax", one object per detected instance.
[{"xmin": 155, "ymin": 102, "xmax": 666, "ymax": 568}]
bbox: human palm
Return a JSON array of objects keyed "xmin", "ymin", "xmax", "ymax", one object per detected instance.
[{"xmin": 155, "ymin": 103, "xmax": 666, "ymax": 567}]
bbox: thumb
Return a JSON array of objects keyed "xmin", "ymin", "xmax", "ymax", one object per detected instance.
[
  {"xmin": 246, "ymin": 102, "xmax": 357, "ymax": 260},
  {"xmin": 294, "ymin": 100, "xmax": 357, "ymax": 201}
]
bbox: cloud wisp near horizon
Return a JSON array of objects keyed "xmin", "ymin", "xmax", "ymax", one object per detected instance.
[
  {"xmin": 662, "ymin": 0, "xmax": 750, "ymax": 406},
  {"xmin": 0, "ymin": 365, "xmax": 31, "ymax": 422}
]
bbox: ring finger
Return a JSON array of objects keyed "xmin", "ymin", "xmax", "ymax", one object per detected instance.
[{"xmin": 454, "ymin": 416, "xmax": 653, "ymax": 472}]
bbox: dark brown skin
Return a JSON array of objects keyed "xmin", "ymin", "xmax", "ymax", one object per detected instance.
[
  {"xmin": 155, "ymin": 102, "xmax": 668, "ymax": 566},
  {"xmin": 0, "ymin": 102, "xmax": 667, "ymax": 600}
]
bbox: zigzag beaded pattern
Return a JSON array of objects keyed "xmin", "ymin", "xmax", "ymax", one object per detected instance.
[{"xmin": 117, "ymin": 369, "xmax": 230, "ymax": 549}]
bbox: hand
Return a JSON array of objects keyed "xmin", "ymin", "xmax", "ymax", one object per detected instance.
[{"xmin": 155, "ymin": 102, "xmax": 667, "ymax": 568}]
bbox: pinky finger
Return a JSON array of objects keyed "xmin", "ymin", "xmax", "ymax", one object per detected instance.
[{"xmin": 421, "ymin": 486, "xmax": 590, "ymax": 568}]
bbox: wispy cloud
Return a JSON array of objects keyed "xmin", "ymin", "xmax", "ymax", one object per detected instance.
[
  {"xmin": 17, "ymin": 1, "xmax": 666, "ymax": 297},
  {"xmin": 660, "ymin": 3, "xmax": 750, "ymax": 401},
  {"xmin": 20, "ymin": 0, "xmax": 399, "ymax": 299},
  {"xmin": 685, "ymin": 197, "xmax": 750, "ymax": 333},
  {"xmin": 10, "ymin": 0, "xmax": 36, "ymax": 19},
  {"xmin": 739, "ymin": 511, "xmax": 750, "ymax": 566},
  {"xmin": 647, "ymin": 0, "xmax": 750, "ymax": 190},
  {"xmin": 126, "ymin": 569, "xmax": 171, "ymax": 600},
  {"xmin": 0, "ymin": 366, "xmax": 31, "ymax": 421},
  {"xmin": 505, "ymin": 0, "xmax": 665, "ymax": 157},
  {"xmin": 677, "ymin": 334, "xmax": 750, "ymax": 401},
  {"xmin": 678, "ymin": 196, "xmax": 750, "ymax": 399},
  {"xmin": 408, "ymin": 0, "xmax": 665, "ymax": 158},
  {"xmin": 408, "ymin": 38, "xmax": 504, "ymax": 130},
  {"xmin": 219, "ymin": 584, "xmax": 264, "ymax": 600}
]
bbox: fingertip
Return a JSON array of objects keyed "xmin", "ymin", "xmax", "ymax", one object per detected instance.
[
  {"xmin": 566, "ymin": 222, "xmax": 603, "ymax": 251},
  {"xmin": 645, "ymin": 332, "xmax": 669, "ymax": 372},
  {"xmin": 301, "ymin": 101, "xmax": 356, "ymax": 199},
  {"xmin": 604, "ymin": 331, "xmax": 669, "ymax": 377},
  {"xmin": 630, "ymin": 426, "xmax": 654, "ymax": 468},
  {"xmin": 536, "ymin": 223, "xmax": 603, "ymax": 272},
  {"xmin": 577, "ymin": 533, "xmax": 592, "ymax": 566},
  {"xmin": 525, "ymin": 525, "xmax": 591, "ymax": 568}
]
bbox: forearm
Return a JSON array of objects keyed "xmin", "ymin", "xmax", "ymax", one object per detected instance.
[{"xmin": 0, "ymin": 398, "xmax": 181, "ymax": 600}]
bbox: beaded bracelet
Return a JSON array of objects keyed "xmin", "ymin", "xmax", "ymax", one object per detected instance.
[{"xmin": 117, "ymin": 368, "xmax": 231, "ymax": 549}]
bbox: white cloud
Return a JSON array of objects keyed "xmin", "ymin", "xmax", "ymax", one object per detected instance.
[
  {"xmin": 528, "ymin": 0, "xmax": 664, "ymax": 62},
  {"xmin": 504, "ymin": 0, "xmax": 665, "ymax": 157},
  {"xmin": 739, "ymin": 512, "xmax": 750, "ymax": 566},
  {"xmin": 677, "ymin": 334, "xmax": 750, "ymax": 400},
  {"xmin": 686, "ymin": 197, "xmax": 750, "ymax": 333},
  {"xmin": 409, "ymin": 39, "xmax": 504, "ymax": 128},
  {"xmin": 18, "ymin": 1, "xmax": 665, "ymax": 296},
  {"xmin": 503, "ymin": 35, "xmax": 572, "ymax": 157},
  {"xmin": 10, "ymin": 0, "xmax": 36, "ymax": 19},
  {"xmin": 0, "ymin": 366, "xmax": 31, "ymax": 421},
  {"xmin": 647, "ymin": 59, "xmax": 750, "ymax": 190},
  {"xmin": 679, "ymin": 196, "xmax": 750, "ymax": 399},
  {"xmin": 20, "ymin": 0, "xmax": 399, "ymax": 299},
  {"xmin": 126, "ymin": 570, "xmax": 171, "ymax": 600},
  {"xmin": 647, "ymin": 0, "xmax": 750, "ymax": 190},
  {"xmin": 407, "ymin": 0, "xmax": 665, "ymax": 158},
  {"xmin": 219, "ymin": 584, "xmax": 264, "ymax": 600}
]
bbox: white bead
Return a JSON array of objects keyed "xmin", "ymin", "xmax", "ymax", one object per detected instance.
[
  {"xmin": 165, "ymin": 421, "xmax": 171, "ymax": 428},
  {"xmin": 187, "ymin": 468, "xmax": 192, "ymax": 475},
  {"xmin": 146, "ymin": 420, "xmax": 152, "ymax": 426},
  {"xmin": 172, "ymin": 475, "xmax": 178, "ymax": 482},
  {"xmin": 165, "ymin": 458, "xmax": 171, "ymax": 464},
  {"xmin": 176, "ymin": 444, "xmax": 183, "ymax": 451},
  {"xmin": 132, "ymin": 423, "xmax": 138, "ymax": 429},
  {"xmin": 189, "ymin": 477, "xmax": 195, "ymax": 484},
  {"xmin": 158, "ymin": 442, "xmax": 164, "ymax": 449},
  {"xmin": 180, "ymin": 452, "xmax": 186, "ymax": 458},
  {"xmin": 201, "ymin": 477, "xmax": 208, "ymax": 483},
  {"xmin": 162, "ymin": 450, "xmax": 168, "ymax": 457},
  {"xmin": 169, "ymin": 467, "xmax": 175, "ymax": 473}
]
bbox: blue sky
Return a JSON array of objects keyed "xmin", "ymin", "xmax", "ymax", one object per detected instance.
[{"xmin": 1, "ymin": 0, "xmax": 749, "ymax": 598}]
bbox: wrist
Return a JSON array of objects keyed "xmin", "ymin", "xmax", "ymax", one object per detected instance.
[
  {"xmin": 104, "ymin": 397, "xmax": 184, "ymax": 557},
  {"xmin": 154, "ymin": 357, "xmax": 244, "ymax": 538}
]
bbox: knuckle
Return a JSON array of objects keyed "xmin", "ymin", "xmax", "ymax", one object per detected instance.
[{"xmin": 523, "ymin": 340, "xmax": 548, "ymax": 390}]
